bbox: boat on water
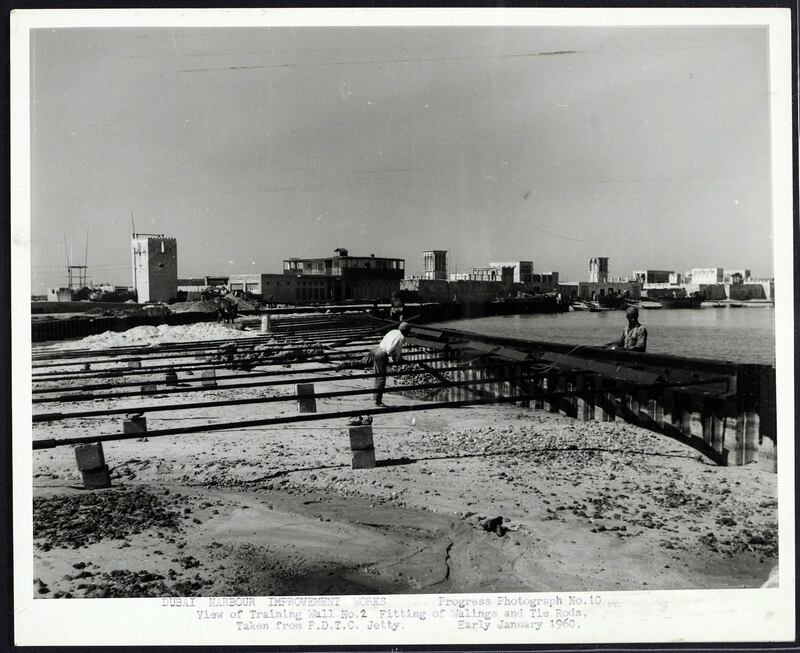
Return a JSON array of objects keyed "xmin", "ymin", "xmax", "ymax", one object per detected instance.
[
  {"xmin": 596, "ymin": 293, "xmax": 631, "ymax": 310},
  {"xmin": 587, "ymin": 302, "xmax": 615, "ymax": 312},
  {"xmin": 659, "ymin": 290, "xmax": 705, "ymax": 309}
]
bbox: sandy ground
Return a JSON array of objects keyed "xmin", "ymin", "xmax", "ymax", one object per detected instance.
[{"xmin": 30, "ymin": 326, "xmax": 778, "ymax": 598}]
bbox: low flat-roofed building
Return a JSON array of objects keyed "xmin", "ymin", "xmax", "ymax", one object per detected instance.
[
  {"xmin": 227, "ymin": 274, "xmax": 263, "ymax": 295},
  {"xmin": 401, "ymin": 278, "xmax": 503, "ymax": 303},
  {"xmin": 489, "ymin": 260, "xmax": 533, "ymax": 284},
  {"xmin": 633, "ymin": 269, "xmax": 673, "ymax": 284},
  {"xmin": 530, "ymin": 271, "xmax": 559, "ymax": 293},
  {"xmin": 557, "ymin": 280, "xmax": 640, "ymax": 301},
  {"xmin": 450, "ymin": 266, "xmax": 514, "ymax": 287},
  {"xmin": 691, "ymin": 268, "xmax": 724, "ymax": 284},
  {"xmin": 723, "ymin": 268, "xmax": 751, "ymax": 284},
  {"xmin": 46, "ymin": 288, "xmax": 72, "ymax": 302},
  {"xmin": 177, "ymin": 276, "xmax": 230, "ymax": 292}
]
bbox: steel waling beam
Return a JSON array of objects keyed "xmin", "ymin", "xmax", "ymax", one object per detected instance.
[
  {"xmin": 32, "ymin": 375, "xmax": 731, "ymax": 423},
  {"xmin": 30, "ymin": 393, "xmax": 549, "ymax": 450},
  {"xmin": 538, "ymin": 352, "xmax": 664, "ymax": 385},
  {"xmin": 404, "ymin": 337, "xmax": 448, "ymax": 351}
]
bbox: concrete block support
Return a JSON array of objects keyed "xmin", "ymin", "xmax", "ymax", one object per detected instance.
[
  {"xmin": 128, "ymin": 359, "xmax": 141, "ymax": 369},
  {"xmin": 349, "ymin": 425, "xmax": 374, "ymax": 450},
  {"xmin": 352, "ymin": 448, "xmax": 377, "ymax": 469},
  {"xmin": 165, "ymin": 368, "xmax": 178, "ymax": 385},
  {"xmin": 81, "ymin": 466, "xmax": 112, "ymax": 490},
  {"xmin": 74, "ymin": 443, "xmax": 106, "ymax": 471},
  {"xmin": 74, "ymin": 442, "xmax": 111, "ymax": 490},
  {"xmin": 140, "ymin": 383, "xmax": 157, "ymax": 394},
  {"xmin": 261, "ymin": 315, "xmax": 272, "ymax": 334},
  {"xmin": 296, "ymin": 383, "xmax": 317, "ymax": 413},
  {"xmin": 123, "ymin": 415, "xmax": 147, "ymax": 434},
  {"xmin": 201, "ymin": 370, "xmax": 217, "ymax": 388}
]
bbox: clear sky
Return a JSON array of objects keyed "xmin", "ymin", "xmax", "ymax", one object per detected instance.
[{"xmin": 30, "ymin": 25, "xmax": 773, "ymax": 292}]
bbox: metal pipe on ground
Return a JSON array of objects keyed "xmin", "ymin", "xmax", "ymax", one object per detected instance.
[
  {"xmin": 33, "ymin": 393, "xmax": 542, "ymax": 450},
  {"xmin": 31, "ymin": 340, "xmax": 389, "ymax": 382},
  {"xmin": 31, "ymin": 329, "xmax": 378, "ymax": 369},
  {"xmin": 31, "ymin": 352, "xmax": 453, "ymax": 395},
  {"xmin": 32, "ymin": 360, "xmax": 474, "ymax": 404},
  {"xmin": 32, "ymin": 375, "xmax": 730, "ymax": 423},
  {"xmin": 31, "ymin": 318, "xmax": 415, "ymax": 383}
]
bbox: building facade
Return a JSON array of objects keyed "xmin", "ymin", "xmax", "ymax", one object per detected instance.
[
  {"xmin": 46, "ymin": 288, "xmax": 72, "ymax": 302},
  {"xmin": 177, "ymin": 276, "xmax": 230, "ymax": 293},
  {"xmin": 280, "ymin": 248, "xmax": 405, "ymax": 303},
  {"xmin": 529, "ymin": 272, "xmax": 560, "ymax": 293},
  {"xmin": 450, "ymin": 266, "xmax": 514, "ymax": 288},
  {"xmin": 691, "ymin": 268, "xmax": 724, "ymax": 284},
  {"xmin": 633, "ymin": 269, "xmax": 673, "ymax": 284},
  {"xmin": 723, "ymin": 268, "xmax": 751, "ymax": 284},
  {"xmin": 131, "ymin": 234, "xmax": 178, "ymax": 303},
  {"xmin": 401, "ymin": 278, "xmax": 503, "ymax": 303},
  {"xmin": 558, "ymin": 280, "xmax": 641, "ymax": 301},
  {"xmin": 489, "ymin": 260, "xmax": 534, "ymax": 284},
  {"xmin": 423, "ymin": 250, "xmax": 448, "ymax": 280}
]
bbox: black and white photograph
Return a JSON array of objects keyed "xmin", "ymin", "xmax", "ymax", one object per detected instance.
[{"xmin": 11, "ymin": 7, "xmax": 795, "ymax": 647}]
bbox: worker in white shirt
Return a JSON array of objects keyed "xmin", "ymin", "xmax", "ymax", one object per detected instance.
[{"xmin": 365, "ymin": 322, "xmax": 410, "ymax": 406}]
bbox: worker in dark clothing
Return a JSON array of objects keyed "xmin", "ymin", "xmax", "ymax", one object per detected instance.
[
  {"xmin": 605, "ymin": 306, "xmax": 648, "ymax": 352},
  {"xmin": 388, "ymin": 292, "xmax": 405, "ymax": 323}
]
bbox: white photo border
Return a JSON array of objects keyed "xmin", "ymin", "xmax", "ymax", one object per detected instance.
[{"xmin": 11, "ymin": 6, "xmax": 796, "ymax": 647}]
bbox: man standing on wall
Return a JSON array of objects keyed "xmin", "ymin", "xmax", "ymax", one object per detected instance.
[{"xmin": 605, "ymin": 306, "xmax": 648, "ymax": 352}]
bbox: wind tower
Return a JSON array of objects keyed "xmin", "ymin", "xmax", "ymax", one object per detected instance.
[
  {"xmin": 423, "ymin": 250, "xmax": 448, "ymax": 280},
  {"xmin": 588, "ymin": 257, "xmax": 609, "ymax": 283},
  {"xmin": 131, "ymin": 233, "xmax": 178, "ymax": 303}
]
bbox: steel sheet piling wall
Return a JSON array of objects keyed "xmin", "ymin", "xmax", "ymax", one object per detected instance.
[
  {"xmin": 35, "ymin": 315, "xmax": 776, "ymax": 470},
  {"xmin": 406, "ymin": 336, "xmax": 775, "ymax": 470}
]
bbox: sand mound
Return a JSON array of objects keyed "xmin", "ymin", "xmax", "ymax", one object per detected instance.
[
  {"xmin": 62, "ymin": 322, "xmax": 256, "ymax": 350},
  {"xmin": 169, "ymin": 301, "xmax": 220, "ymax": 314}
]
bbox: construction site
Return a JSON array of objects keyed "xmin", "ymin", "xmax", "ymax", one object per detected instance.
[{"xmin": 30, "ymin": 310, "xmax": 778, "ymax": 598}]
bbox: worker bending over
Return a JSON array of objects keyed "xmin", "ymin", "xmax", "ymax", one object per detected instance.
[{"xmin": 338, "ymin": 322, "xmax": 411, "ymax": 406}]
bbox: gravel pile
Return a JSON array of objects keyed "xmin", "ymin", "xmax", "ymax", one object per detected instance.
[
  {"xmin": 208, "ymin": 340, "xmax": 326, "ymax": 368},
  {"xmin": 392, "ymin": 364, "xmax": 452, "ymax": 400},
  {"xmin": 33, "ymin": 487, "xmax": 184, "ymax": 550}
]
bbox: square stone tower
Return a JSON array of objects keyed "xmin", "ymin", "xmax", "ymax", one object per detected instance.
[{"xmin": 131, "ymin": 234, "xmax": 178, "ymax": 303}]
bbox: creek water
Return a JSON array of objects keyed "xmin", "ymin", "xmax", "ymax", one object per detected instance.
[{"xmin": 431, "ymin": 305, "xmax": 776, "ymax": 365}]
